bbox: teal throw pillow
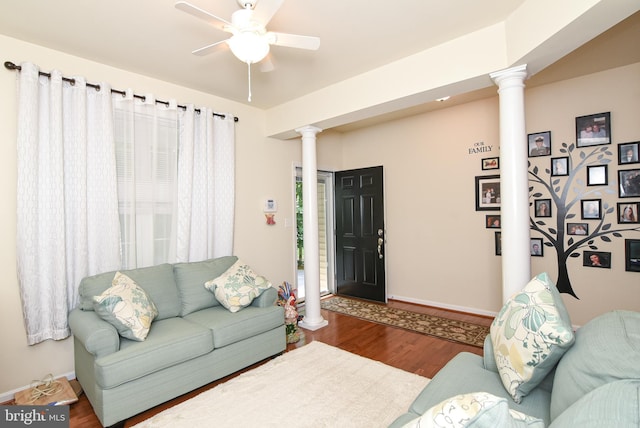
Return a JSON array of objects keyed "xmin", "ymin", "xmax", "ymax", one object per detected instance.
[{"xmin": 204, "ymin": 259, "xmax": 272, "ymax": 312}]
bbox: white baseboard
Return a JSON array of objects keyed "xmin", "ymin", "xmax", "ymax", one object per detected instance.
[
  {"xmin": 0, "ymin": 371, "xmax": 75, "ymax": 404},
  {"xmin": 388, "ymin": 294, "xmax": 498, "ymax": 318}
]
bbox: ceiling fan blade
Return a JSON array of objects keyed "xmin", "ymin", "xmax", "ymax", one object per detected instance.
[
  {"xmin": 192, "ymin": 39, "xmax": 230, "ymax": 56},
  {"xmin": 259, "ymin": 54, "xmax": 276, "ymax": 72},
  {"xmin": 175, "ymin": 1, "xmax": 231, "ymax": 30},
  {"xmin": 252, "ymin": 0, "xmax": 284, "ymax": 26},
  {"xmin": 268, "ymin": 32, "xmax": 320, "ymax": 50}
]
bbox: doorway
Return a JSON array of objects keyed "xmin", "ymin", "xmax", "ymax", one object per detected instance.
[
  {"xmin": 295, "ymin": 168, "xmax": 335, "ymax": 301},
  {"xmin": 334, "ymin": 166, "xmax": 386, "ymax": 302}
]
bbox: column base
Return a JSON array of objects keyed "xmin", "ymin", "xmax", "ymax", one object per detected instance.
[{"xmin": 299, "ymin": 318, "xmax": 329, "ymax": 331}]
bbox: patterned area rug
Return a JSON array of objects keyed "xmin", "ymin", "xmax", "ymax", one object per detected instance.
[{"xmin": 320, "ymin": 296, "xmax": 490, "ymax": 347}]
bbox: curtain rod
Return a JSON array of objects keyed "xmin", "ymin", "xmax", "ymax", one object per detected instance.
[{"xmin": 4, "ymin": 61, "xmax": 238, "ymax": 122}]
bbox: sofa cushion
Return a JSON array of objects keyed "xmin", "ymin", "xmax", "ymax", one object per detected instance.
[
  {"xmin": 79, "ymin": 263, "xmax": 181, "ymax": 321},
  {"xmin": 92, "ymin": 272, "xmax": 158, "ymax": 341},
  {"xmin": 490, "ymin": 272, "xmax": 574, "ymax": 403},
  {"xmin": 94, "ymin": 317, "xmax": 213, "ymax": 389},
  {"xmin": 549, "ymin": 379, "xmax": 640, "ymax": 428},
  {"xmin": 402, "ymin": 392, "xmax": 544, "ymax": 428},
  {"xmin": 184, "ymin": 304, "xmax": 284, "ymax": 348},
  {"xmin": 408, "ymin": 352, "xmax": 552, "ymax": 426},
  {"xmin": 173, "ymin": 256, "xmax": 238, "ymax": 316},
  {"xmin": 550, "ymin": 310, "xmax": 640, "ymax": 420},
  {"xmin": 204, "ymin": 259, "xmax": 272, "ymax": 313}
]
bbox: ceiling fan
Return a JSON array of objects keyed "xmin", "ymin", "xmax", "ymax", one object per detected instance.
[{"xmin": 175, "ymin": 0, "xmax": 320, "ymax": 101}]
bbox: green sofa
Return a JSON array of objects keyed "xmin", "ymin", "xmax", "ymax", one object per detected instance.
[
  {"xmin": 389, "ymin": 309, "xmax": 640, "ymax": 427},
  {"xmin": 68, "ymin": 256, "xmax": 286, "ymax": 427}
]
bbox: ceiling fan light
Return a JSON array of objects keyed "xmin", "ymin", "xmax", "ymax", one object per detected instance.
[{"xmin": 228, "ymin": 32, "xmax": 270, "ymax": 64}]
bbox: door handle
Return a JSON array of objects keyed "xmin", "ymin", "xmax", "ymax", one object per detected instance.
[{"xmin": 377, "ymin": 237, "xmax": 384, "ymax": 259}]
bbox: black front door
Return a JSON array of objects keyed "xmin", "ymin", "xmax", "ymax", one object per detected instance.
[{"xmin": 334, "ymin": 166, "xmax": 386, "ymax": 302}]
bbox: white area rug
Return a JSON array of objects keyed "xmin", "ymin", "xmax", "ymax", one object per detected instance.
[{"xmin": 132, "ymin": 341, "xmax": 430, "ymax": 428}]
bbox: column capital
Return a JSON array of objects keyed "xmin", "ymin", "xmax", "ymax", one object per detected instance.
[
  {"xmin": 295, "ymin": 125, "xmax": 323, "ymax": 137},
  {"xmin": 490, "ymin": 64, "xmax": 528, "ymax": 88}
]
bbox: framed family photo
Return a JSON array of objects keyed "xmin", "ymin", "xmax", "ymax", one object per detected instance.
[
  {"xmin": 581, "ymin": 199, "xmax": 601, "ymax": 219},
  {"xmin": 528, "ymin": 131, "xmax": 551, "ymax": 157},
  {"xmin": 530, "ymin": 238, "xmax": 543, "ymax": 257},
  {"xmin": 576, "ymin": 112, "xmax": 610, "ymax": 147},
  {"xmin": 567, "ymin": 222, "xmax": 588, "ymax": 235},
  {"xmin": 619, "ymin": 169, "xmax": 640, "ymax": 198},
  {"xmin": 475, "ymin": 175, "xmax": 501, "ymax": 211},
  {"xmin": 618, "ymin": 202, "xmax": 639, "ymax": 224},
  {"xmin": 587, "ymin": 165, "xmax": 608, "ymax": 186},
  {"xmin": 534, "ymin": 199, "xmax": 552, "ymax": 217},
  {"xmin": 618, "ymin": 141, "xmax": 639, "ymax": 165},
  {"xmin": 551, "ymin": 157, "xmax": 569, "ymax": 176},
  {"xmin": 486, "ymin": 215, "xmax": 501, "ymax": 228},
  {"xmin": 481, "ymin": 157, "xmax": 500, "ymax": 170},
  {"xmin": 583, "ymin": 251, "xmax": 611, "ymax": 268},
  {"xmin": 625, "ymin": 239, "xmax": 640, "ymax": 272}
]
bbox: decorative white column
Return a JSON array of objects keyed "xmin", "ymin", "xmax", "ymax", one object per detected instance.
[
  {"xmin": 296, "ymin": 125, "xmax": 328, "ymax": 330},
  {"xmin": 490, "ymin": 65, "xmax": 531, "ymax": 302}
]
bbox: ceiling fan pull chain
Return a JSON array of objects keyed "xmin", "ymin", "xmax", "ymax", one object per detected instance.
[{"xmin": 247, "ymin": 62, "xmax": 252, "ymax": 102}]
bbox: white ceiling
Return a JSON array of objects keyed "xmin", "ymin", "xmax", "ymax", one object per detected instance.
[{"xmin": 0, "ymin": 0, "xmax": 528, "ymax": 109}]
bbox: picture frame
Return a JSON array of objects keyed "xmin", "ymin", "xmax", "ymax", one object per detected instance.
[
  {"xmin": 530, "ymin": 238, "xmax": 543, "ymax": 257},
  {"xmin": 551, "ymin": 157, "xmax": 569, "ymax": 176},
  {"xmin": 618, "ymin": 169, "xmax": 640, "ymax": 198},
  {"xmin": 481, "ymin": 157, "xmax": 500, "ymax": 170},
  {"xmin": 583, "ymin": 251, "xmax": 611, "ymax": 268},
  {"xmin": 534, "ymin": 199, "xmax": 552, "ymax": 217},
  {"xmin": 528, "ymin": 131, "xmax": 551, "ymax": 157},
  {"xmin": 587, "ymin": 165, "xmax": 608, "ymax": 186},
  {"xmin": 567, "ymin": 222, "xmax": 589, "ymax": 235},
  {"xmin": 475, "ymin": 175, "xmax": 501, "ymax": 211},
  {"xmin": 576, "ymin": 112, "xmax": 610, "ymax": 147},
  {"xmin": 625, "ymin": 239, "xmax": 640, "ymax": 272},
  {"xmin": 581, "ymin": 199, "xmax": 601, "ymax": 219},
  {"xmin": 485, "ymin": 215, "xmax": 501, "ymax": 228},
  {"xmin": 495, "ymin": 231, "xmax": 502, "ymax": 256},
  {"xmin": 618, "ymin": 202, "xmax": 640, "ymax": 224},
  {"xmin": 618, "ymin": 141, "xmax": 639, "ymax": 165}
]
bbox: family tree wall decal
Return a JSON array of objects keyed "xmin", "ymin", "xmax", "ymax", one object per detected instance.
[{"xmin": 529, "ymin": 142, "xmax": 640, "ymax": 299}]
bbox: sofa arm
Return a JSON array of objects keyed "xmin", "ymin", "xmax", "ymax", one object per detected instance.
[
  {"xmin": 251, "ymin": 286, "xmax": 278, "ymax": 308},
  {"xmin": 68, "ymin": 308, "xmax": 120, "ymax": 358},
  {"xmin": 483, "ymin": 335, "xmax": 499, "ymax": 373}
]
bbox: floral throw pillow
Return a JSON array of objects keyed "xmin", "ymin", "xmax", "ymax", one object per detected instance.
[
  {"xmin": 92, "ymin": 272, "xmax": 158, "ymax": 341},
  {"xmin": 401, "ymin": 392, "xmax": 544, "ymax": 428},
  {"xmin": 204, "ymin": 260, "xmax": 272, "ymax": 313},
  {"xmin": 490, "ymin": 272, "xmax": 575, "ymax": 403}
]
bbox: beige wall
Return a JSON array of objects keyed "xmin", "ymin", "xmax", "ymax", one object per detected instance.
[
  {"xmin": 332, "ymin": 62, "xmax": 640, "ymax": 326},
  {"xmin": 1, "ymin": 30, "xmax": 638, "ymax": 399}
]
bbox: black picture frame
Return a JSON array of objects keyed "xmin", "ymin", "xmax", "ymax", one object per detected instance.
[
  {"xmin": 481, "ymin": 157, "xmax": 499, "ymax": 170},
  {"xmin": 486, "ymin": 215, "xmax": 501, "ymax": 228},
  {"xmin": 576, "ymin": 112, "xmax": 611, "ymax": 147},
  {"xmin": 495, "ymin": 231, "xmax": 502, "ymax": 256},
  {"xmin": 581, "ymin": 199, "xmax": 601, "ymax": 219},
  {"xmin": 534, "ymin": 199, "xmax": 552, "ymax": 217},
  {"xmin": 583, "ymin": 251, "xmax": 611, "ymax": 268},
  {"xmin": 567, "ymin": 222, "xmax": 589, "ymax": 235},
  {"xmin": 619, "ymin": 169, "xmax": 640, "ymax": 198},
  {"xmin": 475, "ymin": 175, "xmax": 501, "ymax": 211},
  {"xmin": 530, "ymin": 238, "xmax": 543, "ymax": 257},
  {"xmin": 625, "ymin": 239, "xmax": 640, "ymax": 272},
  {"xmin": 618, "ymin": 141, "xmax": 639, "ymax": 165},
  {"xmin": 551, "ymin": 157, "xmax": 569, "ymax": 176},
  {"xmin": 587, "ymin": 165, "xmax": 608, "ymax": 186},
  {"xmin": 528, "ymin": 131, "xmax": 551, "ymax": 157},
  {"xmin": 618, "ymin": 202, "xmax": 640, "ymax": 224}
]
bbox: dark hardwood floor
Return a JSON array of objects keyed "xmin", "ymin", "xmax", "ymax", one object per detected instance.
[{"xmin": 58, "ymin": 299, "xmax": 494, "ymax": 427}]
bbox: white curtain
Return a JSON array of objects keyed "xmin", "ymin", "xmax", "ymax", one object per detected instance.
[
  {"xmin": 16, "ymin": 63, "xmax": 121, "ymax": 345},
  {"xmin": 176, "ymin": 106, "xmax": 235, "ymax": 261}
]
